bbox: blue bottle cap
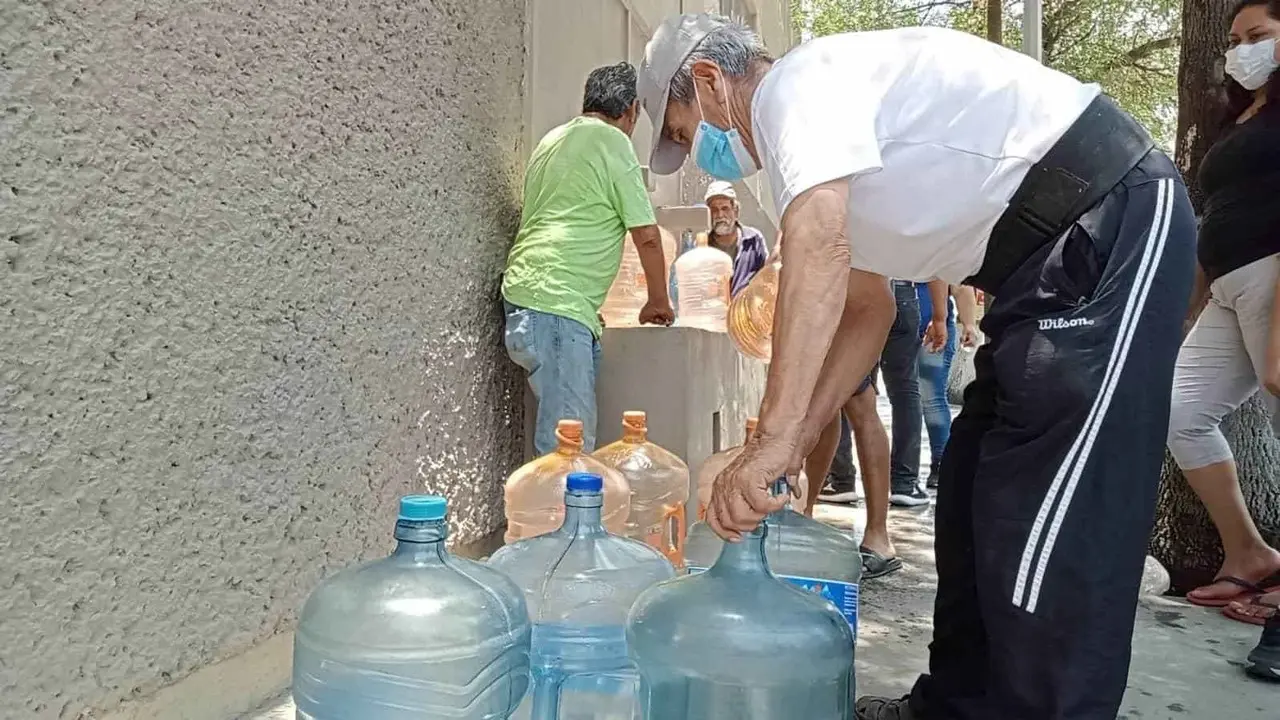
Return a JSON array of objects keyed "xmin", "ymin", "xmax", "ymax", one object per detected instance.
[
  {"xmin": 566, "ymin": 472, "xmax": 603, "ymax": 493},
  {"xmin": 399, "ymin": 495, "xmax": 447, "ymax": 521}
]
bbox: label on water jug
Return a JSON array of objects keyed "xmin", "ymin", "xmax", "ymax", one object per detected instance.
[{"xmin": 685, "ymin": 567, "xmax": 859, "ymax": 638}]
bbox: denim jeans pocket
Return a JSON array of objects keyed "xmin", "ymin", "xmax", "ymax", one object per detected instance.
[{"xmin": 503, "ymin": 304, "xmax": 539, "ymax": 372}]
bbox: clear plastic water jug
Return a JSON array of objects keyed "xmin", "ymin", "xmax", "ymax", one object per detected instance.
[
  {"xmin": 656, "ymin": 207, "xmax": 711, "ymax": 320},
  {"xmin": 696, "ymin": 419, "xmax": 807, "ymax": 520},
  {"xmin": 684, "ymin": 481, "xmax": 859, "ymax": 635},
  {"xmin": 600, "ymin": 231, "xmax": 678, "ymax": 329},
  {"xmin": 727, "ymin": 258, "xmax": 779, "ymax": 361},
  {"xmin": 627, "ymin": 519, "xmax": 855, "ymax": 719},
  {"xmin": 672, "ymin": 238, "xmax": 732, "ymax": 333},
  {"xmin": 593, "ymin": 411, "xmax": 690, "ymax": 567},
  {"xmin": 505, "ymin": 419, "xmax": 631, "ymax": 543},
  {"xmin": 293, "ymin": 496, "xmax": 532, "ymax": 720},
  {"xmin": 489, "ymin": 473, "xmax": 676, "ymax": 720}
]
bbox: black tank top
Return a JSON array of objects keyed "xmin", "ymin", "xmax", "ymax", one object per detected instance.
[{"xmin": 1197, "ymin": 112, "xmax": 1280, "ymax": 282}]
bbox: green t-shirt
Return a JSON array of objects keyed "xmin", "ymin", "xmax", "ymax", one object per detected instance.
[{"xmin": 502, "ymin": 116, "xmax": 656, "ymax": 338}]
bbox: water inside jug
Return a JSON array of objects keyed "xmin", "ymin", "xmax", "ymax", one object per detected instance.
[
  {"xmin": 600, "ymin": 231, "xmax": 678, "ymax": 329},
  {"xmin": 727, "ymin": 258, "xmax": 779, "ymax": 361},
  {"xmin": 627, "ymin": 518, "xmax": 855, "ymax": 719},
  {"xmin": 504, "ymin": 419, "xmax": 630, "ymax": 543},
  {"xmin": 593, "ymin": 411, "xmax": 690, "ymax": 567},
  {"xmin": 489, "ymin": 473, "xmax": 676, "ymax": 720},
  {"xmin": 672, "ymin": 236, "xmax": 732, "ymax": 333},
  {"xmin": 684, "ymin": 480, "xmax": 859, "ymax": 635},
  {"xmin": 293, "ymin": 496, "xmax": 532, "ymax": 720}
]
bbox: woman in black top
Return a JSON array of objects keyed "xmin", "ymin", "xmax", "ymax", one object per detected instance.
[{"xmin": 1166, "ymin": 0, "xmax": 1280, "ymax": 679}]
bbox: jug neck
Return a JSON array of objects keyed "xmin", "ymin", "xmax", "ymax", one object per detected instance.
[
  {"xmin": 621, "ymin": 428, "xmax": 647, "ymax": 443},
  {"xmin": 767, "ymin": 478, "xmax": 793, "ymax": 520},
  {"xmin": 555, "ymin": 427, "xmax": 585, "ymax": 457},
  {"xmin": 560, "ymin": 490, "xmax": 606, "ymax": 536},
  {"xmin": 392, "ymin": 518, "xmax": 449, "ymax": 562},
  {"xmin": 711, "ymin": 524, "xmax": 771, "ymax": 576}
]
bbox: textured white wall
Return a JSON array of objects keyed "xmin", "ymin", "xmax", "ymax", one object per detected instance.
[{"xmin": 0, "ymin": 1, "xmax": 526, "ymax": 717}]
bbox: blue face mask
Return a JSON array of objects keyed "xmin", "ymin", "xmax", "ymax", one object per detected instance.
[
  {"xmin": 693, "ymin": 121, "xmax": 757, "ymax": 182},
  {"xmin": 691, "ymin": 79, "xmax": 758, "ymax": 182}
]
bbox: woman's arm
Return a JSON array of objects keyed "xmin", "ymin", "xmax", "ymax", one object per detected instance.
[
  {"xmin": 1183, "ymin": 263, "xmax": 1210, "ymax": 339},
  {"xmin": 1264, "ymin": 271, "xmax": 1280, "ymax": 396}
]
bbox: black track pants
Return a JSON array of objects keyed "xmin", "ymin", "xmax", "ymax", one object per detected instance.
[{"xmin": 909, "ymin": 151, "xmax": 1196, "ymax": 720}]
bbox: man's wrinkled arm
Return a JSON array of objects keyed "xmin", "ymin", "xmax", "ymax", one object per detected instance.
[
  {"xmin": 756, "ymin": 181, "xmax": 872, "ymax": 459},
  {"xmin": 787, "ymin": 269, "xmax": 895, "ymax": 468}
]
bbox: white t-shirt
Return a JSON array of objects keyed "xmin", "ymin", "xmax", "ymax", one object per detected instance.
[{"xmin": 752, "ymin": 27, "xmax": 1101, "ymax": 284}]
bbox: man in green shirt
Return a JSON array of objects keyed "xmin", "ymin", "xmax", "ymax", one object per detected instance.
[{"xmin": 502, "ymin": 62, "xmax": 674, "ymax": 454}]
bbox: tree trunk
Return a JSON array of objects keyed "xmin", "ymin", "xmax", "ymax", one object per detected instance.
[
  {"xmin": 1148, "ymin": 0, "xmax": 1280, "ymax": 592},
  {"xmin": 1173, "ymin": 0, "xmax": 1232, "ymax": 212},
  {"xmin": 986, "ymin": 0, "xmax": 1002, "ymax": 44}
]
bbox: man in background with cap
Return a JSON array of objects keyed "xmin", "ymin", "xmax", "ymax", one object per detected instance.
[
  {"xmin": 639, "ymin": 13, "xmax": 1195, "ymax": 720},
  {"xmin": 703, "ymin": 180, "xmax": 769, "ymax": 296}
]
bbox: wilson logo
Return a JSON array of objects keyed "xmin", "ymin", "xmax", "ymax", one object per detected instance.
[{"xmin": 1038, "ymin": 317, "xmax": 1095, "ymax": 331}]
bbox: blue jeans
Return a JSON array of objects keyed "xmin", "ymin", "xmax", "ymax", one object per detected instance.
[
  {"xmin": 882, "ymin": 282, "xmax": 922, "ymax": 494},
  {"xmin": 503, "ymin": 302, "xmax": 601, "ymax": 455},
  {"xmin": 918, "ymin": 315, "xmax": 958, "ymax": 467}
]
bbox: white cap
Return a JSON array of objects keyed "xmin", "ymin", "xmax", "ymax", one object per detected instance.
[{"xmin": 704, "ymin": 181, "xmax": 737, "ymax": 203}]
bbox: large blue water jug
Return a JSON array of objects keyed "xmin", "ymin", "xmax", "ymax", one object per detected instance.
[
  {"xmin": 489, "ymin": 473, "xmax": 676, "ymax": 720},
  {"xmin": 626, "ymin": 521, "xmax": 855, "ymax": 719},
  {"xmin": 293, "ymin": 496, "xmax": 532, "ymax": 719},
  {"xmin": 684, "ymin": 480, "xmax": 861, "ymax": 636}
]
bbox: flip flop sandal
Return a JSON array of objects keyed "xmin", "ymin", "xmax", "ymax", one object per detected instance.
[
  {"xmin": 1186, "ymin": 575, "xmax": 1280, "ymax": 608},
  {"xmin": 860, "ymin": 545, "xmax": 903, "ymax": 580},
  {"xmin": 1222, "ymin": 594, "xmax": 1280, "ymax": 626}
]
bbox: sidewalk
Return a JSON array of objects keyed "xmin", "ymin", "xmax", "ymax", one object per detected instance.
[
  {"xmin": 245, "ymin": 393, "xmax": 1275, "ymax": 719},
  {"xmin": 822, "ymin": 391, "xmax": 1275, "ymax": 719},
  {"xmin": 818, "ymin": 502, "xmax": 1274, "ymax": 720}
]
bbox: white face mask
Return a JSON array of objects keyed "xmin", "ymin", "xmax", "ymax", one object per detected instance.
[{"xmin": 1226, "ymin": 37, "xmax": 1279, "ymax": 91}]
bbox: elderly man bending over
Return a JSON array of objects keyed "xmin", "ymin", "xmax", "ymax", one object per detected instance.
[{"xmin": 640, "ymin": 14, "xmax": 1194, "ymax": 720}]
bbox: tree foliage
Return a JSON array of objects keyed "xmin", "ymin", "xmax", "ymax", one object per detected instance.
[{"xmin": 793, "ymin": 0, "xmax": 1181, "ymax": 145}]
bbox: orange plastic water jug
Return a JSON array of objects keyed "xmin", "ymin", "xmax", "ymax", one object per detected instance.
[
  {"xmin": 696, "ymin": 417, "xmax": 755, "ymax": 521},
  {"xmin": 593, "ymin": 411, "xmax": 691, "ymax": 567},
  {"xmin": 503, "ymin": 420, "xmax": 630, "ymax": 543},
  {"xmin": 727, "ymin": 258, "xmax": 779, "ymax": 362}
]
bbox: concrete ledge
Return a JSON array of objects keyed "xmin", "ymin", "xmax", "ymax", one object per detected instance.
[
  {"xmin": 100, "ymin": 529, "xmax": 505, "ymax": 720},
  {"xmin": 101, "ymin": 634, "xmax": 292, "ymax": 720}
]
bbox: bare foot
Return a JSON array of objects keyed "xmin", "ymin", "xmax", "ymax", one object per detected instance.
[
  {"xmin": 1187, "ymin": 549, "xmax": 1280, "ymax": 603},
  {"xmin": 1225, "ymin": 590, "xmax": 1280, "ymax": 624}
]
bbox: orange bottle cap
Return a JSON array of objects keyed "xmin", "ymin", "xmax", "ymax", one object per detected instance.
[
  {"xmin": 555, "ymin": 420, "xmax": 585, "ymax": 452},
  {"xmin": 622, "ymin": 411, "xmax": 648, "ymax": 439}
]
